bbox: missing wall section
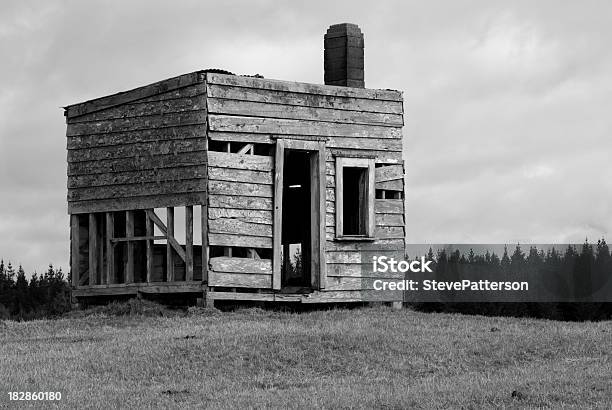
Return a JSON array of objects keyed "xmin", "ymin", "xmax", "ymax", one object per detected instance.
[{"xmin": 208, "ymin": 140, "xmax": 273, "ymax": 156}]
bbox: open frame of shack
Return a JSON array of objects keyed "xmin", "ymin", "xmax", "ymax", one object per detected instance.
[{"xmin": 64, "ymin": 23, "xmax": 406, "ymax": 306}]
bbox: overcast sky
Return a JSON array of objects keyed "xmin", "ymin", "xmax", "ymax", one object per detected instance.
[{"xmin": 1, "ymin": 0, "xmax": 611, "ymax": 273}]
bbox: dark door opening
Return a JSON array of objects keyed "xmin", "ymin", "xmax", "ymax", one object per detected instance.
[{"xmin": 281, "ymin": 149, "xmax": 312, "ymax": 289}]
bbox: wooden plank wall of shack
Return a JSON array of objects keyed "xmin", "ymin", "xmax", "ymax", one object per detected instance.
[
  {"xmin": 206, "ymin": 150, "xmax": 274, "ymax": 289},
  {"xmin": 205, "ymin": 73, "xmax": 405, "ymax": 300},
  {"xmin": 65, "ymin": 72, "xmax": 208, "ymax": 214}
]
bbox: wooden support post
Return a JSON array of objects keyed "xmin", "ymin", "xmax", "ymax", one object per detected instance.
[
  {"xmin": 223, "ymin": 247, "xmax": 232, "ymax": 257},
  {"xmin": 126, "ymin": 210, "xmax": 134, "ymax": 284},
  {"xmin": 201, "ymin": 204, "xmax": 208, "ymax": 283},
  {"xmin": 88, "ymin": 213, "xmax": 97, "ymax": 286},
  {"xmin": 70, "ymin": 215, "xmax": 80, "ymax": 287},
  {"xmin": 185, "ymin": 205, "xmax": 194, "ymax": 281},
  {"xmin": 146, "ymin": 209, "xmax": 153, "ymax": 283},
  {"xmin": 272, "ymin": 139, "xmax": 285, "ymax": 290},
  {"xmin": 106, "ymin": 213, "xmax": 114, "ymax": 284},
  {"xmin": 166, "ymin": 207, "xmax": 175, "ymax": 282}
]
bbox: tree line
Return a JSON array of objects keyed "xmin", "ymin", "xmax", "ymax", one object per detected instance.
[
  {"xmin": 0, "ymin": 261, "xmax": 71, "ymax": 320},
  {"xmin": 409, "ymin": 239, "xmax": 612, "ymax": 321},
  {"xmin": 1, "ymin": 238, "xmax": 610, "ymax": 321}
]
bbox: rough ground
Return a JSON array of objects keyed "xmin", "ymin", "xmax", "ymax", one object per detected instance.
[{"xmin": 1, "ymin": 304, "xmax": 610, "ymax": 408}]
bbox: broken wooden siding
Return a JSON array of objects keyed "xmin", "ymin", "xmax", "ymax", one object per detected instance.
[
  {"xmin": 65, "ymin": 72, "xmax": 208, "ymax": 214},
  {"xmin": 206, "ymin": 150, "xmax": 274, "ymax": 288},
  {"xmin": 205, "ymin": 73, "xmax": 405, "ymax": 300}
]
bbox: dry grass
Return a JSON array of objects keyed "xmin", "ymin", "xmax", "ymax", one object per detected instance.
[{"xmin": 0, "ymin": 304, "xmax": 610, "ymax": 409}]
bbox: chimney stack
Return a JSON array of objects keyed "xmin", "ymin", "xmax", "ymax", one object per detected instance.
[{"xmin": 324, "ymin": 23, "xmax": 365, "ymax": 88}]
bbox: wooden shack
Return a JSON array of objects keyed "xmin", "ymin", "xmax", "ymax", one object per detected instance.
[{"xmin": 65, "ymin": 23, "xmax": 405, "ymax": 305}]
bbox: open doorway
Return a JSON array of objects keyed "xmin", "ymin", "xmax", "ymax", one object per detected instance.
[
  {"xmin": 273, "ymin": 140, "xmax": 326, "ymax": 292},
  {"xmin": 281, "ymin": 149, "xmax": 312, "ymax": 290}
]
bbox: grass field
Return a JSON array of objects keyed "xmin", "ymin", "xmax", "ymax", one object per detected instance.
[{"xmin": 1, "ymin": 303, "xmax": 610, "ymax": 409}]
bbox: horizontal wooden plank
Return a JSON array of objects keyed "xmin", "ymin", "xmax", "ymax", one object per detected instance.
[
  {"xmin": 376, "ymin": 179, "xmax": 403, "ymax": 191},
  {"xmin": 325, "ymin": 226, "xmax": 404, "ymax": 240},
  {"xmin": 208, "ymin": 233, "xmax": 272, "ymax": 248},
  {"xmin": 375, "ymin": 199, "xmax": 404, "ymax": 214},
  {"xmin": 68, "ymin": 138, "xmax": 207, "ymax": 162},
  {"xmin": 68, "ymin": 192, "xmax": 206, "ymax": 214},
  {"xmin": 209, "ymin": 256, "xmax": 272, "ymax": 274},
  {"xmin": 326, "ymin": 263, "xmax": 404, "ymax": 279},
  {"xmin": 68, "ymin": 93, "xmax": 206, "ymax": 124},
  {"xmin": 207, "ymin": 151, "xmax": 274, "ymax": 171},
  {"xmin": 302, "ymin": 289, "xmax": 402, "ymax": 303},
  {"xmin": 68, "ymin": 179, "xmax": 205, "ymax": 201},
  {"xmin": 209, "ymin": 218, "xmax": 272, "ymax": 237},
  {"xmin": 67, "ymin": 124, "xmax": 206, "ymax": 150},
  {"xmin": 325, "ymin": 238, "xmax": 404, "ymax": 251},
  {"xmin": 208, "ymin": 271, "xmax": 271, "ymax": 288},
  {"xmin": 65, "ymin": 71, "xmax": 203, "ymax": 118},
  {"xmin": 206, "ymin": 83, "xmax": 403, "ymax": 114},
  {"xmin": 326, "ymin": 212, "xmax": 404, "ymax": 229},
  {"xmin": 375, "ymin": 226, "xmax": 405, "ymax": 239},
  {"xmin": 68, "ymin": 165, "xmax": 207, "ymax": 189},
  {"xmin": 208, "ymin": 195, "xmax": 273, "ymax": 211},
  {"xmin": 208, "ymin": 132, "xmax": 273, "ymax": 144},
  {"xmin": 209, "ymin": 115, "xmax": 402, "ymax": 139},
  {"xmin": 208, "ymin": 208, "xmax": 272, "ymax": 225},
  {"xmin": 208, "ymin": 291, "xmax": 275, "ymax": 301},
  {"xmin": 209, "ymin": 180, "xmax": 273, "ymax": 198},
  {"xmin": 68, "ymin": 151, "xmax": 206, "ymax": 176},
  {"xmin": 325, "ymin": 277, "xmax": 406, "ymax": 291},
  {"xmin": 208, "ymin": 167, "xmax": 272, "ymax": 185},
  {"xmin": 327, "ymin": 136, "xmax": 402, "ymax": 151},
  {"xmin": 207, "ymin": 98, "xmax": 403, "ymax": 127},
  {"xmin": 326, "ymin": 149, "xmax": 403, "ymax": 163},
  {"xmin": 73, "ymin": 282, "xmax": 210, "ymax": 296},
  {"xmin": 206, "ymin": 73, "xmax": 403, "ymax": 102},
  {"xmin": 66, "ymin": 110, "xmax": 206, "ymax": 136},
  {"xmin": 375, "ymin": 213, "xmax": 404, "ymax": 227},
  {"xmin": 375, "ymin": 165, "xmax": 403, "ymax": 182},
  {"xmin": 326, "ymin": 252, "xmax": 362, "ymax": 265}
]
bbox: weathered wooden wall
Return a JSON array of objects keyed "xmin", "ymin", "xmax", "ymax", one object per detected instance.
[
  {"xmin": 207, "ymin": 151, "xmax": 274, "ymax": 289},
  {"xmin": 65, "ymin": 72, "xmax": 208, "ymax": 214},
  {"xmin": 205, "ymin": 73, "xmax": 405, "ymax": 300}
]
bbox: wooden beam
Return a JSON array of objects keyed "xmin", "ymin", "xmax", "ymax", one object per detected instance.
[
  {"xmin": 145, "ymin": 209, "xmax": 186, "ymax": 262},
  {"xmin": 205, "ymin": 72, "xmax": 403, "ymax": 102},
  {"xmin": 185, "ymin": 205, "xmax": 194, "ymax": 281},
  {"xmin": 65, "ymin": 71, "xmax": 203, "ymax": 119},
  {"xmin": 111, "ymin": 235, "xmax": 166, "ymax": 242},
  {"xmin": 166, "ymin": 207, "xmax": 174, "ymax": 282},
  {"xmin": 106, "ymin": 213, "xmax": 114, "ymax": 284},
  {"xmin": 88, "ymin": 214, "xmax": 97, "ymax": 286},
  {"xmin": 146, "ymin": 209, "xmax": 153, "ymax": 283},
  {"xmin": 125, "ymin": 210, "xmax": 134, "ymax": 283},
  {"xmin": 237, "ymin": 143, "xmax": 254, "ymax": 154},
  {"xmin": 201, "ymin": 204, "xmax": 208, "ymax": 283},
  {"xmin": 272, "ymin": 139, "xmax": 285, "ymax": 290},
  {"xmin": 70, "ymin": 215, "xmax": 80, "ymax": 287},
  {"xmin": 318, "ymin": 142, "xmax": 327, "ymax": 289},
  {"xmin": 335, "ymin": 158, "xmax": 344, "ymax": 238}
]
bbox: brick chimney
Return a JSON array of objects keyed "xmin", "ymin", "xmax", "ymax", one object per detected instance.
[{"xmin": 324, "ymin": 23, "xmax": 365, "ymax": 88}]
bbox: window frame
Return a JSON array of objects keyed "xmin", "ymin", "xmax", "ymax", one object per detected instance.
[{"xmin": 335, "ymin": 157, "xmax": 375, "ymax": 241}]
